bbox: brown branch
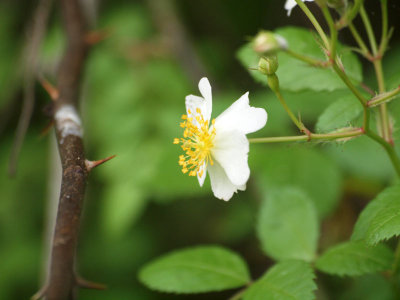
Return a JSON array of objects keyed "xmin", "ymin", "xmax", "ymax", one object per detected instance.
[{"xmin": 39, "ymin": 0, "xmax": 90, "ymax": 299}]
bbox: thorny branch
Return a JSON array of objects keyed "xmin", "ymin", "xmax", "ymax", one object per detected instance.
[{"xmin": 33, "ymin": 0, "xmax": 109, "ymax": 299}]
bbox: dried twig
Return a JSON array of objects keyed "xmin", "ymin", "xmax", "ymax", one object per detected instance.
[
  {"xmin": 8, "ymin": 0, "xmax": 53, "ymax": 176},
  {"xmin": 145, "ymin": 0, "xmax": 208, "ymax": 83}
]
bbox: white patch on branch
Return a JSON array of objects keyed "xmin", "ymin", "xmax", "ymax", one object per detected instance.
[{"xmin": 55, "ymin": 104, "xmax": 83, "ymax": 144}]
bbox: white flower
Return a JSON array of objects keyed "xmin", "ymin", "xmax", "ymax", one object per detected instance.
[
  {"xmin": 174, "ymin": 78, "xmax": 267, "ymax": 201},
  {"xmin": 285, "ymin": 0, "xmax": 314, "ymax": 16}
]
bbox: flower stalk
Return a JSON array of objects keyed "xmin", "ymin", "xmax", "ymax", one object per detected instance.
[
  {"xmin": 274, "ymin": 90, "xmax": 308, "ymax": 134},
  {"xmin": 249, "ymin": 128, "xmax": 364, "ymax": 144},
  {"xmin": 294, "ymin": 0, "xmax": 330, "ymax": 48},
  {"xmin": 285, "ymin": 0, "xmax": 400, "ymax": 177},
  {"xmin": 336, "ymin": 0, "xmax": 364, "ymax": 29}
]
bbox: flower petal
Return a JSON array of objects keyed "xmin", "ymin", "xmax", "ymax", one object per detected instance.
[
  {"xmin": 185, "ymin": 94, "xmax": 205, "ymax": 116},
  {"xmin": 214, "ymin": 92, "xmax": 267, "ymax": 135},
  {"xmin": 197, "ymin": 162, "xmax": 207, "ymax": 187},
  {"xmin": 185, "ymin": 94, "xmax": 207, "ymax": 128},
  {"xmin": 198, "ymin": 77, "xmax": 212, "ymax": 122},
  {"xmin": 208, "ymin": 160, "xmax": 246, "ymax": 201},
  {"xmin": 211, "ymin": 130, "xmax": 250, "ymax": 186}
]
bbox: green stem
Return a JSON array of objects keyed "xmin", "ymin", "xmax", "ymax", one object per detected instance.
[
  {"xmin": 275, "ymin": 90, "xmax": 306, "ymax": 133},
  {"xmin": 348, "ymin": 22, "xmax": 370, "ymax": 57},
  {"xmin": 379, "ymin": 0, "xmax": 389, "ymax": 55},
  {"xmin": 332, "ymin": 63, "xmax": 367, "ymax": 106},
  {"xmin": 368, "ymin": 1, "xmax": 391, "ymax": 143},
  {"xmin": 285, "ymin": 49, "xmax": 328, "ymax": 67},
  {"xmin": 229, "ymin": 287, "xmax": 248, "ymax": 300},
  {"xmin": 365, "ymin": 130, "xmax": 400, "ymax": 176},
  {"xmin": 360, "ymin": 5, "xmax": 378, "ymax": 55},
  {"xmin": 320, "ymin": 3, "xmax": 338, "ymax": 58},
  {"xmin": 363, "ymin": 107, "xmax": 370, "ymax": 131},
  {"xmin": 329, "ymin": 44, "xmax": 400, "ymax": 177},
  {"xmin": 336, "ymin": 0, "xmax": 364, "ymax": 29},
  {"xmin": 373, "ymin": 59, "xmax": 391, "ymax": 142},
  {"xmin": 374, "ymin": 60, "xmax": 387, "ymax": 93},
  {"xmin": 249, "ymin": 128, "xmax": 364, "ymax": 144},
  {"xmin": 368, "ymin": 86, "xmax": 400, "ymax": 107},
  {"xmin": 294, "ymin": 0, "xmax": 330, "ymax": 48}
]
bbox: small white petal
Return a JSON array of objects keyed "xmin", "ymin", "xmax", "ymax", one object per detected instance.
[
  {"xmin": 211, "ymin": 130, "xmax": 250, "ymax": 186},
  {"xmin": 197, "ymin": 162, "xmax": 207, "ymax": 187},
  {"xmin": 185, "ymin": 94, "xmax": 207, "ymax": 127},
  {"xmin": 198, "ymin": 77, "xmax": 212, "ymax": 122},
  {"xmin": 185, "ymin": 94, "xmax": 205, "ymax": 116},
  {"xmin": 208, "ymin": 160, "xmax": 246, "ymax": 201},
  {"xmin": 285, "ymin": 0, "xmax": 314, "ymax": 16},
  {"xmin": 214, "ymin": 92, "xmax": 267, "ymax": 135}
]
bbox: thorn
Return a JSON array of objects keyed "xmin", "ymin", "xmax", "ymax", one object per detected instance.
[
  {"xmin": 39, "ymin": 77, "xmax": 59, "ymax": 101},
  {"xmin": 84, "ymin": 29, "xmax": 110, "ymax": 45},
  {"xmin": 76, "ymin": 277, "xmax": 107, "ymax": 290},
  {"xmin": 85, "ymin": 155, "xmax": 116, "ymax": 171},
  {"xmin": 31, "ymin": 284, "xmax": 48, "ymax": 300}
]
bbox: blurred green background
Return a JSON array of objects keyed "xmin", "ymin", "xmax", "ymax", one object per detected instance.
[{"xmin": 1, "ymin": 0, "xmax": 400, "ymax": 299}]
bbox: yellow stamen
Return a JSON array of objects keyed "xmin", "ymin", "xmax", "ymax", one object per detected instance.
[{"xmin": 174, "ymin": 110, "xmax": 216, "ymax": 178}]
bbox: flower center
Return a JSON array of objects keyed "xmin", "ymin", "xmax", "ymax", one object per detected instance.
[{"xmin": 174, "ymin": 108, "xmax": 216, "ymax": 177}]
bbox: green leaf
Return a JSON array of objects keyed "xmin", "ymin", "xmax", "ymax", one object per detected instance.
[
  {"xmin": 257, "ymin": 187, "xmax": 319, "ymax": 262},
  {"xmin": 316, "ymin": 94, "xmax": 364, "ymax": 132},
  {"xmin": 316, "ymin": 241, "xmax": 394, "ymax": 276},
  {"xmin": 237, "ymin": 26, "xmax": 362, "ymax": 92},
  {"xmin": 352, "ymin": 185, "xmax": 400, "ymax": 245},
  {"xmin": 251, "ymin": 146, "xmax": 342, "ymax": 218},
  {"xmin": 325, "ymin": 136, "xmax": 395, "ymax": 182},
  {"xmin": 138, "ymin": 246, "xmax": 251, "ymax": 293},
  {"xmin": 351, "ymin": 197, "xmax": 382, "ymax": 241},
  {"xmin": 243, "ymin": 260, "xmax": 316, "ymax": 300}
]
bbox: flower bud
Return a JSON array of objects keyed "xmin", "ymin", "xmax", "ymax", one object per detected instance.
[
  {"xmin": 258, "ymin": 55, "xmax": 279, "ymax": 75},
  {"xmin": 253, "ymin": 31, "xmax": 288, "ymax": 55},
  {"xmin": 267, "ymin": 74, "xmax": 280, "ymax": 93}
]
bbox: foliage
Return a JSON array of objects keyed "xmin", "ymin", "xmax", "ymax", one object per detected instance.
[
  {"xmin": 237, "ymin": 26, "xmax": 362, "ymax": 92},
  {"xmin": 352, "ymin": 185, "xmax": 400, "ymax": 245},
  {"xmin": 257, "ymin": 187, "xmax": 319, "ymax": 262},
  {"xmin": 139, "ymin": 246, "xmax": 250, "ymax": 293},
  {"xmin": 316, "ymin": 241, "xmax": 394, "ymax": 276},
  {"xmin": 252, "ymin": 146, "xmax": 342, "ymax": 218},
  {"xmin": 243, "ymin": 260, "xmax": 316, "ymax": 300},
  {"xmin": 2, "ymin": 1, "xmax": 400, "ymax": 300}
]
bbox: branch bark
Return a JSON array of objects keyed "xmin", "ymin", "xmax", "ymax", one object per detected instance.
[{"xmin": 41, "ymin": 0, "xmax": 90, "ymax": 299}]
